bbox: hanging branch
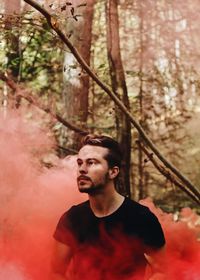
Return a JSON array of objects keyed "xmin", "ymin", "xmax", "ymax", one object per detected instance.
[
  {"xmin": 22, "ymin": 0, "xmax": 200, "ymax": 203},
  {"xmin": 0, "ymin": 72, "xmax": 88, "ymax": 135},
  {"xmin": 136, "ymin": 140, "xmax": 200, "ymax": 204}
]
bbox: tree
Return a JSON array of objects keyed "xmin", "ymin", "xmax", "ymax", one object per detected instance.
[
  {"xmin": 4, "ymin": 0, "xmax": 21, "ymax": 80},
  {"xmin": 62, "ymin": 0, "xmax": 95, "ymax": 151},
  {"xmin": 105, "ymin": 0, "xmax": 131, "ymax": 196}
]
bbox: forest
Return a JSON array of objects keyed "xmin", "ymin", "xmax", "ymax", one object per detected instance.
[
  {"xmin": 1, "ymin": 0, "xmax": 200, "ymax": 211},
  {"xmin": 0, "ymin": 1, "xmax": 200, "ymax": 279}
]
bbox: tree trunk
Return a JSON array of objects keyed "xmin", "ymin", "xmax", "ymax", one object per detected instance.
[
  {"xmin": 3, "ymin": 0, "xmax": 21, "ymax": 113},
  {"xmin": 138, "ymin": 1, "xmax": 145, "ymax": 199},
  {"xmin": 4, "ymin": 0, "xmax": 21, "ymax": 80},
  {"xmin": 106, "ymin": 0, "xmax": 131, "ymax": 197},
  {"xmin": 62, "ymin": 0, "xmax": 95, "ymax": 151}
]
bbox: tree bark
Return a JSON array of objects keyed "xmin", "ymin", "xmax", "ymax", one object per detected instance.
[
  {"xmin": 4, "ymin": 0, "xmax": 21, "ymax": 80},
  {"xmin": 106, "ymin": 0, "xmax": 131, "ymax": 197},
  {"xmin": 62, "ymin": 0, "xmax": 95, "ymax": 150},
  {"xmin": 138, "ymin": 1, "xmax": 145, "ymax": 199}
]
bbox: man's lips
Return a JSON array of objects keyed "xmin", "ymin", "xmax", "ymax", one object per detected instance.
[{"xmin": 77, "ymin": 175, "xmax": 91, "ymax": 182}]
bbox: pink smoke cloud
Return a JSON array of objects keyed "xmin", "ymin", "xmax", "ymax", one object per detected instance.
[{"xmin": 0, "ymin": 108, "xmax": 199, "ymax": 280}]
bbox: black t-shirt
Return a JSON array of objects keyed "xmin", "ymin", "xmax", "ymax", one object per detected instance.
[{"xmin": 54, "ymin": 198, "xmax": 165, "ymax": 278}]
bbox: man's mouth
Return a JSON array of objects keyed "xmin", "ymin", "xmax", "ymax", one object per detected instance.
[{"xmin": 77, "ymin": 176, "xmax": 91, "ymax": 182}]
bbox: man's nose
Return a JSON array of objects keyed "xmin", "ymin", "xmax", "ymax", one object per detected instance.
[{"xmin": 78, "ymin": 163, "xmax": 88, "ymax": 174}]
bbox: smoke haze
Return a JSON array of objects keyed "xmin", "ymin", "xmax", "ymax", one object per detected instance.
[{"xmin": 0, "ymin": 109, "xmax": 199, "ymax": 279}]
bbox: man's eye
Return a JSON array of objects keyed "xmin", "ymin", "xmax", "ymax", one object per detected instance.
[
  {"xmin": 77, "ymin": 161, "xmax": 82, "ymax": 166},
  {"xmin": 88, "ymin": 161, "xmax": 94, "ymax": 165}
]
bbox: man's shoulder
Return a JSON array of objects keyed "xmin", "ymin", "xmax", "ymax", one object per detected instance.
[
  {"xmin": 124, "ymin": 197, "xmax": 150, "ymax": 213},
  {"xmin": 57, "ymin": 200, "xmax": 90, "ymax": 225},
  {"xmin": 64, "ymin": 200, "xmax": 90, "ymax": 217},
  {"xmin": 124, "ymin": 198, "xmax": 165, "ymax": 248},
  {"xmin": 123, "ymin": 198, "xmax": 158, "ymax": 221}
]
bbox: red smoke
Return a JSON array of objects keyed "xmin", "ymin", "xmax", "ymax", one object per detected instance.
[
  {"xmin": 0, "ymin": 109, "xmax": 199, "ymax": 279},
  {"xmin": 0, "ymin": 108, "xmax": 86, "ymax": 279}
]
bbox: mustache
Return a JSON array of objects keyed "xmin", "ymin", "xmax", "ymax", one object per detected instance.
[{"xmin": 77, "ymin": 175, "xmax": 91, "ymax": 181}]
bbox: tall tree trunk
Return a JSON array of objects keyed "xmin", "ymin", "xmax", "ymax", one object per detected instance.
[
  {"xmin": 63, "ymin": 0, "xmax": 95, "ymax": 151},
  {"xmin": 138, "ymin": 1, "xmax": 145, "ymax": 199},
  {"xmin": 3, "ymin": 0, "xmax": 21, "ymax": 112},
  {"xmin": 4, "ymin": 0, "xmax": 21, "ymax": 81},
  {"xmin": 106, "ymin": 0, "xmax": 131, "ymax": 197}
]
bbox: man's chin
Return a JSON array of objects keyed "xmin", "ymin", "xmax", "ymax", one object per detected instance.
[
  {"xmin": 78, "ymin": 185, "xmax": 102, "ymax": 195},
  {"xmin": 78, "ymin": 183, "xmax": 92, "ymax": 193},
  {"xmin": 78, "ymin": 188, "xmax": 90, "ymax": 193}
]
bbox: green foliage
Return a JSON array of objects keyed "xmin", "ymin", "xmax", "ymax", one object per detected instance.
[{"xmin": 0, "ymin": 11, "xmax": 63, "ymax": 100}]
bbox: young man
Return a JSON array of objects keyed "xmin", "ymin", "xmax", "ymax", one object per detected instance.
[{"xmin": 51, "ymin": 135, "xmax": 165, "ymax": 280}]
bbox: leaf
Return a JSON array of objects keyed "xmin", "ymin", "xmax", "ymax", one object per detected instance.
[
  {"xmin": 61, "ymin": 5, "xmax": 67, "ymax": 11},
  {"xmin": 71, "ymin": 7, "xmax": 75, "ymax": 16},
  {"xmin": 76, "ymin": 3, "xmax": 87, "ymax": 8},
  {"xmin": 125, "ymin": 70, "xmax": 138, "ymax": 76},
  {"xmin": 98, "ymin": 63, "xmax": 105, "ymax": 69},
  {"xmin": 67, "ymin": 31, "xmax": 73, "ymax": 38},
  {"xmin": 69, "ymin": 65, "xmax": 77, "ymax": 69},
  {"xmin": 73, "ymin": 15, "xmax": 78, "ymax": 21}
]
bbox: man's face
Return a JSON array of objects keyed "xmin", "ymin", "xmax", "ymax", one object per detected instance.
[{"xmin": 76, "ymin": 145, "xmax": 111, "ymax": 194}]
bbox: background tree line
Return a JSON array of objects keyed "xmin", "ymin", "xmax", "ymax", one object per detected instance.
[{"xmin": 0, "ymin": 0, "xmax": 200, "ymax": 212}]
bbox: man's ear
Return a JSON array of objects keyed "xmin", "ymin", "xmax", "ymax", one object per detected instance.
[{"xmin": 109, "ymin": 166, "xmax": 119, "ymax": 179}]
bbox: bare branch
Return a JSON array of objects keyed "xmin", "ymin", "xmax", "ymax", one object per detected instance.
[
  {"xmin": 23, "ymin": 0, "xmax": 200, "ymax": 203},
  {"xmin": 0, "ymin": 72, "xmax": 88, "ymax": 135},
  {"xmin": 136, "ymin": 140, "xmax": 200, "ymax": 205}
]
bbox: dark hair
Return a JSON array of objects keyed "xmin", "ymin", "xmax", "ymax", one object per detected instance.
[{"xmin": 80, "ymin": 134, "xmax": 122, "ymax": 169}]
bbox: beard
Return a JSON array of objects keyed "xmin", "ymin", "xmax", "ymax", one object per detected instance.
[
  {"xmin": 77, "ymin": 173, "xmax": 109, "ymax": 195},
  {"xmin": 78, "ymin": 182, "xmax": 103, "ymax": 194}
]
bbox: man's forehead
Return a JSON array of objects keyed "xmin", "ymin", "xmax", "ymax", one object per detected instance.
[{"xmin": 78, "ymin": 145, "xmax": 109, "ymax": 159}]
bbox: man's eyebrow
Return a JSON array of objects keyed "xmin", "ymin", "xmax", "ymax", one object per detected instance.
[
  {"xmin": 87, "ymin": 158, "xmax": 100, "ymax": 161},
  {"xmin": 77, "ymin": 158, "xmax": 99, "ymax": 162}
]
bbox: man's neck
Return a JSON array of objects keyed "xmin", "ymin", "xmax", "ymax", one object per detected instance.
[{"xmin": 88, "ymin": 187, "xmax": 125, "ymax": 218}]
